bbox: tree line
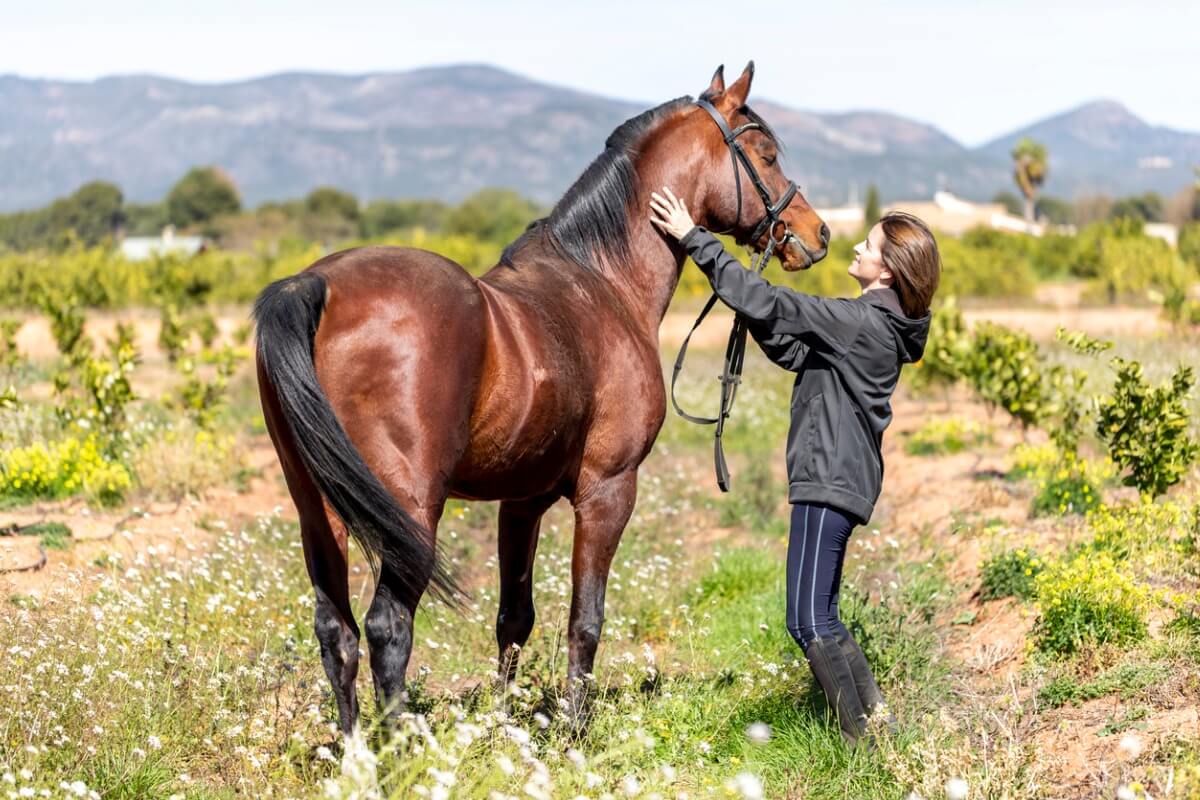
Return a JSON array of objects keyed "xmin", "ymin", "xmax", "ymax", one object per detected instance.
[
  {"xmin": 3, "ymin": 152, "xmax": 1199, "ymax": 257},
  {"xmin": 0, "ymin": 167, "xmax": 546, "ymax": 253}
]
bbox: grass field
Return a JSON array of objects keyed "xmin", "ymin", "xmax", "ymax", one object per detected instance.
[{"xmin": 0, "ymin": 303, "xmax": 1198, "ymax": 799}]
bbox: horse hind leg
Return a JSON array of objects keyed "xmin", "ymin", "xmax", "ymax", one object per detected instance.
[
  {"xmin": 306, "ymin": 510, "xmax": 362, "ymax": 737},
  {"xmin": 304, "ymin": 513, "xmax": 360, "ymax": 738},
  {"xmin": 364, "ymin": 500, "xmax": 444, "ymax": 725},
  {"xmin": 263, "ymin": 375, "xmax": 361, "ymax": 736}
]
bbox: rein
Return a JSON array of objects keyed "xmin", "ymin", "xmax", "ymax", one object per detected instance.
[{"xmin": 669, "ymin": 98, "xmax": 797, "ymax": 492}]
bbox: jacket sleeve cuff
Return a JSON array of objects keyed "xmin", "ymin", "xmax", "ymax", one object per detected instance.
[{"xmin": 679, "ymin": 224, "xmax": 708, "ymax": 250}]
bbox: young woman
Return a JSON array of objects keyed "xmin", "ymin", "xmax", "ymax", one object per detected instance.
[{"xmin": 649, "ymin": 187, "xmax": 941, "ymax": 746}]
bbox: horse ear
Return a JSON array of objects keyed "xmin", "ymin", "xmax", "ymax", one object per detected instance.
[
  {"xmin": 723, "ymin": 61, "xmax": 755, "ymax": 108},
  {"xmin": 704, "ymin": 64, "xmax": 725, "ymax": 97}
]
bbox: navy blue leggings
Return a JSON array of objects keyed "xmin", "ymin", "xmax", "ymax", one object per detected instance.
[{"xmin": 785, "ymin": 502, "xmax": 859, "ymax": 651}]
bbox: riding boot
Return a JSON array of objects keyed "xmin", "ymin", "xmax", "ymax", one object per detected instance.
[
  {"xmin": 802, "ymin": 635, "xmax": 870, "ymax": 747},
  {"xmin": 834, "ymin": 628, "xmax": 898, "ymax": 734}
]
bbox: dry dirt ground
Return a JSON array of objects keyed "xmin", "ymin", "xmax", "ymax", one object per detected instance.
[{"xmin": 1, "ymin": 302, "xmax": 1192, "ymax": 798}]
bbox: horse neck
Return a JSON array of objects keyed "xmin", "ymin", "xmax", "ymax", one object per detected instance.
[
  {"xmin": 598, "ymin": 167, "xmax": 711, "ymax": 336},
  {"xmin": 601, "ymin": 214, "xmax": 687, "ymax": 335}
]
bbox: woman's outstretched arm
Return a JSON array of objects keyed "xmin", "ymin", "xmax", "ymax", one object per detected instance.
[{"xmin": 650, "ymin": 187, "xmax": 864, "ymax": 360}]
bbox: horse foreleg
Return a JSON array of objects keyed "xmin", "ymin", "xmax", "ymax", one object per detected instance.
[
  {"xmin": 565, "ymin": 470, "xmax": 638, "ymax": 731},
  {"xmin": 496, "ymin": 495, "xmax": 557, "ymax": 690}
]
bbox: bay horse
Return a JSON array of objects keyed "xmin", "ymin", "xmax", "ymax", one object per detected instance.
[{"xmin": 254, "ymin": 62, "xmax": 830, "ymax": 736}]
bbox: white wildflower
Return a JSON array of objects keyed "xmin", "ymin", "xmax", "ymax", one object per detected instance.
[
  {"xmin": 1117, "ymin": 733, "xmax": 1144, "ymax": 759},
  {"xmin": 745, "ymin": 721, "xmax": 772, "ymax": 744},
  {"xmin": 726, "ymin": 772, "xmax": 763, "ymax": 800}
]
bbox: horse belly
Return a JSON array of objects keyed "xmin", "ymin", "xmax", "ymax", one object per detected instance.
[{"xmin": 449, "ymin": 370, "xmax": 586, "ymax": 501}]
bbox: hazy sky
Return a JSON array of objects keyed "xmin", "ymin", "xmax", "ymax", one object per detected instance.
[{"xmin": 4, "ymin": 0, "xmax": 1197, "ymax": 145}]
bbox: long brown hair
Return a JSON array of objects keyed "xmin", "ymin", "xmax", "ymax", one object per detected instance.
[{"xmin": 879, "ymin": 211, "xmax": 940, "ymax": 318}]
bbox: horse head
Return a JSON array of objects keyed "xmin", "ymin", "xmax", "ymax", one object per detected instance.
[{"xmin": 690, "ymin": 62, "xmax": 829, "ymax": 271}]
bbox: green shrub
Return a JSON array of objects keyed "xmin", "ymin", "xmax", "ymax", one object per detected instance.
[
  {"xmin": 1180, "ymin": 221, "xmax": 1200, "ymax": 272},
  {"xmin": 0, "ymin": 318, "xmax": 21, "ymax": 372},
  {"xmin": 1033, "ymin": 551, "xmax": 1151, "ymax": 655},
  {"xmin": 1082, "ymin": 498, "xmax": 1191, "ymax": 560},
  {"xmin": 979, "ymin": 548, "xmax": 1043, "ymax": 600},
  {"xmin": 50, "ymin": 320, "xmax": 139, "ymax": 453},
  {"xmin": 1030, "ymin": 452, "xmax": 1104, "ymax": 516},
  {"xmin": 0, "ymin": 434, "xmax": 132, "ymax": 506},
  {"xmin": 907, "ymin": 296, "xmax": 972, "ymax": 393},
  {"xmin": 171, "ymin": 344, "xmax": 245, "ymax": 431},
  {"xmin": 1155, "ymin": 285, "xmax": 1200, "ymax": 327},
  {"xmin": 22, "ymin": 521, "xmax": 73, "ymax": 550},
  {"xmin": 158, "ymin": 304, "xmax": 186, "ymax": 363},
  {"xmin": 1008, "ymin": 442, "xmax": 1060, "ymax": 481},
  {"xmin": 1029, "ymin": 233, "xmax": 1078, "ymax": 280},
  {"xmin": 1047, "ymin": 327, "xmax": 1113, "ymax": 455},
  {"xmin": 964, "ymin": 322, "xmax": 1052, "ymax": 428},
  {"xmin": 1038, "ymin": 662, "xmax": 1170, "ymax": 709},
  {"xmin": 1095, "ymin": 358, "xmax": 1198, "ymax": 498},
  {"xmin": 1073, "ymin": 219, "xmax": 1192, "ymax": 302},
  {"xmin": 938, "ymin": 235, "xmax": 1036, "ymax": 299},
  {"xmin": 1008, "ymin": 443, "xmax": 1113, "ymax": 516}
]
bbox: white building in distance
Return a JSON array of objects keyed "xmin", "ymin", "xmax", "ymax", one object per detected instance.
[{"xmin": 119, "ymin": 225, "xmax": 207, "ymax": 261}]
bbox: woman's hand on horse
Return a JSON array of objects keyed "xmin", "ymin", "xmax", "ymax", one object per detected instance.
[{"xmin": 649, "ymin": 186, "xmax": 695, "ymax": 241}]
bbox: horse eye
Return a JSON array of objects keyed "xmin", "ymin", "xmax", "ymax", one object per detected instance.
[{"xmin": 764, "ymin": 154, "xmax": 777, "ymax": 166}]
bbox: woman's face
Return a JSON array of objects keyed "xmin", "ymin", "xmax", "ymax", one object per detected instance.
[{"xmin": 849, "ymin": 223, "xmax": 891, "ymax": 286}]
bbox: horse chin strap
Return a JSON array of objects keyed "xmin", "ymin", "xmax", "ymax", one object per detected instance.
[{"xmin": 669, "ymin": 98, "xmax": 800, "ymax": 492}]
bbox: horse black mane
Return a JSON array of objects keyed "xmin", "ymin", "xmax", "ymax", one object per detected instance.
[{"xmin": 499, "ymin": 93, "xmax": 781, "ymax": 272}]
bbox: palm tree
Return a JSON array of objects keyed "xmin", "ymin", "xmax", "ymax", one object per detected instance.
[
  {"xmin": 1011, "ymin": 137, "xmax": 1048, "ymax": 229},
  {"xmin": 1193, "ymin": 165, "xmax": 1199, "ymax": 220}
]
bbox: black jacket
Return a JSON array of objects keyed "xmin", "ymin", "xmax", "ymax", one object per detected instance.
[{"xmin": 680, "ymin": 226, "xmax": 931, "ymax": 524}]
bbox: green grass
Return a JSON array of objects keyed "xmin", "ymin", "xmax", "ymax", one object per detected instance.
[
  {"xmin": 0, "ymin": 492, "xmax": 965, "ymax": 799},
  {"xmin": 1038, "ymin": 661, "xmax": 1171, "ymax": 709},
  {"xmin": 22, "ymin": 520, "xmax": 73, "ymax": 550}
]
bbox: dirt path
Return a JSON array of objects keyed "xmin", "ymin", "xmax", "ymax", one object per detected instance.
[{"xmin": 0, "ymin": 437, "xmax": 289, "ymax": 594}]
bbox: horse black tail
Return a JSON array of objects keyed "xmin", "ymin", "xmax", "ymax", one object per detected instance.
[{"xmin": 253, "ymin": 271, "xmax": 467, "ymax": 612}]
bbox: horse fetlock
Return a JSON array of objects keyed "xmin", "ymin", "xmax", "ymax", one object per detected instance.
[{"xmin": 496, "ymin": 607, "xmax": 536, "ymax": 643}]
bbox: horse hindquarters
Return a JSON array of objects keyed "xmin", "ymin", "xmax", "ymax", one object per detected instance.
[{"xmin": 254, "ymin": 264, "xmax": 476, "ymax": 730}]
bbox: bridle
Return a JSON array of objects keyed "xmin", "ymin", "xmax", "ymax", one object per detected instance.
[
  {"xmin": 669, "ymin": 98, "xmax": 802, "ymax": 492},
  {"xmin": 694, "ymin": 97, "xmax": 797, "ymax": 249}
]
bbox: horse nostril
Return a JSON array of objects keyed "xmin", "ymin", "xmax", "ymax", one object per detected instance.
[{"xmin": 819, "ymin": 223, "xmax": 830, "ymax": 246}]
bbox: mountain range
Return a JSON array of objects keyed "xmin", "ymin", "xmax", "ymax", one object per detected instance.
[{"xmin": 1, "ymin": 64, "xmax": 1197, "ymax": 213}]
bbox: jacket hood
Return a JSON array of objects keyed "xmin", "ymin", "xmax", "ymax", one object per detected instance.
[{"xmin": 861, "ymin": 287, "xmax": 931, "ymax": 363}]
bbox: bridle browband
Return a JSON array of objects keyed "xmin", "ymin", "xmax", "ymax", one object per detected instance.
[{"xmin": 670, "ymin": 98, "xmax": 803, "ymax": 492}]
